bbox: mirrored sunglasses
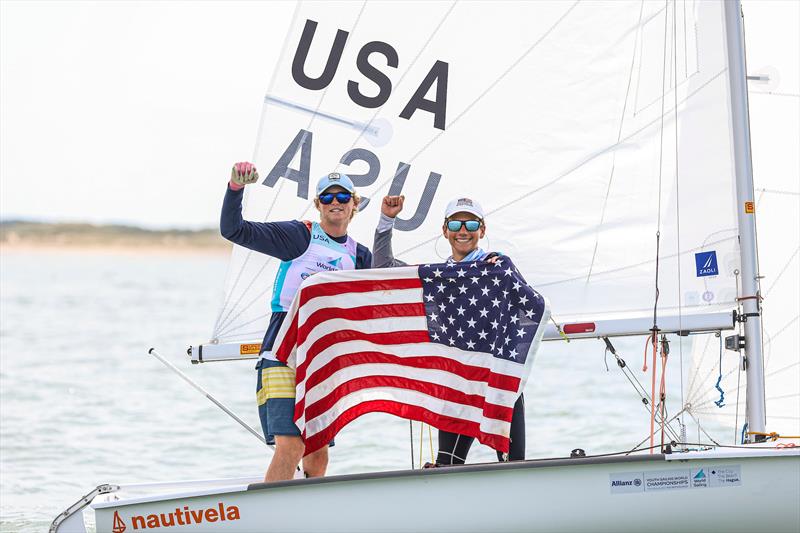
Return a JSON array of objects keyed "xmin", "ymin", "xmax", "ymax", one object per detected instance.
[
  {"xmin": 447, "ymin": 220, "xmax": 481, "ymax": 232},
  {"xmin": 319, "ymin": 192, "xmax": 353, "ymax": 205}
]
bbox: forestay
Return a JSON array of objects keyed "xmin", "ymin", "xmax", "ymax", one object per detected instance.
[{"xmin": 211, "ymin": 1, "xmax": 742, "ymax": 347}]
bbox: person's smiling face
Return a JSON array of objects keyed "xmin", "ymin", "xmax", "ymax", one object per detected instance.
[
  {"xmin": 317, "ymin": 185, "xmax": 355, "ymax": 225},
  {"xmin": 442, "ymin": 212, "xmax": 485, "ymax": 260}
]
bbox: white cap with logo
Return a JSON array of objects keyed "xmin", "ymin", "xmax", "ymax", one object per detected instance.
[
  {"xmin": 316, "ymin": 172, "xmax": 356, "ymax": 195},
  {"xmin": 444, "ymin": 197, "xmax": 485, "ymax": 220}
]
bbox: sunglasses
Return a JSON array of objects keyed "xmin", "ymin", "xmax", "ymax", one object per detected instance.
[
  {"xmin": 318, "ymin": 192, "xmax": 353, "ymax": 205},
  {"xmin": 446, "ymin": 220, "xmax": 482, "ymax": 232}
]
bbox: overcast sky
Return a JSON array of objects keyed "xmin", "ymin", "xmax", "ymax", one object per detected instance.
[
  {"xmin": 1, "ymin": 1, "xmax": 797, "ymax": 230},
  {"xmin": 1, "ymin": 1, "xmax": 294, "ymax": 229}
]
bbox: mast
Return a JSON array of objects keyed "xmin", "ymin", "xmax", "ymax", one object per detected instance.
[{"xmin": 723, "ymin": 0, "xmax": 766, "ymax": 441}]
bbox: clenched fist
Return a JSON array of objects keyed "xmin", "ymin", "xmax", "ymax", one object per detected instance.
[
  {"xmin": 381, "ymin": 195, "xmax": 405, "ymax": 218},
  {"xmin": 229, "ymin": 162, "xmax": 259, "ymax": 190}
]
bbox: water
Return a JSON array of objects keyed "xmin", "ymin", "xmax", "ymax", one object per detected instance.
[{"xmin": 0, "ymin": 250, "xmax": 729, "ymax": 532}]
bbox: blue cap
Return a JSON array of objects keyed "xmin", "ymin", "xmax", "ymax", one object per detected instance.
[{"xmin": 316, "ymin": 172, "xmax": 355, "ymax": 195}]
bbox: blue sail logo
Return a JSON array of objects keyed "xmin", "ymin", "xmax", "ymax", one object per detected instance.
[{"xmin": 695, "ymin": 251, "xmax": 719, "ymax": 277}]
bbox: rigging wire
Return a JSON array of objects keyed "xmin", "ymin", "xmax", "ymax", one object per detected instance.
[
  {"xmin": 603, "ymin": 338, "xmax": 682, "ymax": 443},
  {"xmin": 585, "ymin": 0, "xmax": 646, "ymax": 283},
  {"xmin": 714, "ymin": 332, "xmax": 725, "ymax": 407},
  {"xmin": 643, "ymin": 0, "xmax": 671, "ymax": 455},
  {"xmin": 671, "ymin": 0, "xmax": 687, "ymax": 435},
  {"xmin": 396, "ymin": 67, "xmax": 731, "ymax": 260}
]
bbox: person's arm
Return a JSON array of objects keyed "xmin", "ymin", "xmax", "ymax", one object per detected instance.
[
  {"xmin": 372, "ymin": 195, "xmax": 408, "ymax": 268},
  {"xmin": 356, "ymin": 243, "xmax": 373, "ymax": 270},
  {"xmin": 220, "ymin": 162, "xmax": 310, "ymax": 260}
]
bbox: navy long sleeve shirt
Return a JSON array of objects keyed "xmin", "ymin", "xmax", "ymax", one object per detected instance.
[{"xmin": 220, "ymin": 186, "xmax": 372, "ymax": 353}]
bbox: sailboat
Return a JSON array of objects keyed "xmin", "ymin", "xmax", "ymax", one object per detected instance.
[{"xmin": 52, "ymin": 1, "xmax": 799, "ymax": 531}]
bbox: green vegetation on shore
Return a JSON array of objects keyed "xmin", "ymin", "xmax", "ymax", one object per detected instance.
[{"xmin": 0, "ymin": 220, "xmax": 228, "ymax": 250}]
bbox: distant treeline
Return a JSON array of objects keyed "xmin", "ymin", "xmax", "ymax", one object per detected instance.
[{"xmin": 0, "ymin": 220, "xmax": 227, "ymax": 250}]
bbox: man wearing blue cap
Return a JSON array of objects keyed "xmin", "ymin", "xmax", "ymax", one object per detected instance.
[{"xmin": 221, "ymin": 161, "xmax": 373, "ymax": 482}]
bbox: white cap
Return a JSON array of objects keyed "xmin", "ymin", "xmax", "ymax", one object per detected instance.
[
  {"xmin": 444, "ymin": 197, "xmax": 485, "ymax": 220},
  {"xmin": 316, "ymin": 172, "xmax": 355, "ymax": 195}
]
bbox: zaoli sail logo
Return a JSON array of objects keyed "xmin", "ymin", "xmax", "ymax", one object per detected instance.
[
  {"xmin": 112, "ymin": 511, "xmax": 126, "ymax": 533},
  {"xmin": 695, "ymin": 251, "xmax": 719, "ymax": 277}
]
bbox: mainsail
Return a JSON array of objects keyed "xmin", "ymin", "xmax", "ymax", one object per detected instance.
[
  {"xmin": 211, "ymin": 0, "xmax": 743, "ymax": 348},
  {"xmin": 686, "ymin": 0, "xmax": 799, "ymax": 441},
  {"xmin": 213, "ymin": 1, "xmax": 739, "ymax": 350}
]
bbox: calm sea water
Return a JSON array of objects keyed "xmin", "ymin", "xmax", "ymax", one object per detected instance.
[{"xmin": 0, "ymin": 250, "xmax": 728, "ymax": 532}]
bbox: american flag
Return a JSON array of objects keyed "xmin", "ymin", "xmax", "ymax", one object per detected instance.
[{"xmin": 274, "ymin": 257, "xmax": 548, "ymax": 455}]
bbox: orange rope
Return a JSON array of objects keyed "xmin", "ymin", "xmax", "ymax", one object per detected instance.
[
  {"xmin": 747, "ymin": 431, "xmax": 800, "ymax": 441},
  {"xmin": 658, "ymin": 336, "xmax": 669, "ymax": 450},
  {"xmin": 647, "ymin": 332, "xmax": 658, "ymax": 453}
]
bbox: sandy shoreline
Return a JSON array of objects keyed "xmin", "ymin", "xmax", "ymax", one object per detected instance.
[{"xmin": 1, "ymin": 243, "xmax": 230, "ymax": 256}]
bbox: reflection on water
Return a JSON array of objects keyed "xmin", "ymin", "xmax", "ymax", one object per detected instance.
[{"xmin": 0, "ymin": 251, "xmax": 728, "ymax": 532}]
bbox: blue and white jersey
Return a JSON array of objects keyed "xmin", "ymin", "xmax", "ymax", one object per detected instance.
[{"xmin": 271, "ymin": 222, "xmax": 358, "ymax": 312}]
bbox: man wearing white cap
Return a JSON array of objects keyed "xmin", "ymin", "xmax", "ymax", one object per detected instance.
[
  {"xmin": 221, "ymin": 162, "xmax": 373, "ymax": 482},
  {"xmin": 373, "ymin": 194, "xmax": 526, "ymax": 464}
]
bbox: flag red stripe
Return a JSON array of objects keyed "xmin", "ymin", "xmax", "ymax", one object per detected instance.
[
  {"xmin": 296, "ymin": 330, "xmax": 431, "ymax": 382},
  {"xmin": 303, "ymin": 374, "xmax": 514, "ymax": 422},
  {"xmin": 275, "ymin": 312, "xmax": 299, "ymax": 361},
  {"xmin": 296, "ymin": 303, "xmax": 426, "ymax": 347},
  {"xmin": 299, "ymin": 278, "xmax": 422, "ymax": 308},
  {"xmin": 302, "ymin": 351, "xmax": 521, "ymax": 393},
  {"xmin": 302, "ymin": 400, "xmax": 510, "ymax": 456}
]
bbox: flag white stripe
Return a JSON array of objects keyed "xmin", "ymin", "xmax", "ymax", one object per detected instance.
[
  {"xmin": 296, "ymin": 287, "xmax": 424, "ymax": 325},
  {"xmin": 302, "ymin": 362, "xmax": 520, "ymax": 409},
  {"xmin": 301, "ymin": 386, "xmax": 512, "ymax": 440},
  {"xmin": 296, "ymin": 265, "xmax": 420, "ymax": 291},
  {"xmin": 296, "ymin": 337, "xmax": 525, "ymax": 400}
]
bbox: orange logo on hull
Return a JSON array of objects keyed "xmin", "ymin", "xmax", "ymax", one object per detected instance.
[
  {"xmin": 129, "ymin": 502, "xmax": 240, "ymax": 529},
  {"xmin": 112, "ymin": 511, "xmax": 127, "ymax": 533}
]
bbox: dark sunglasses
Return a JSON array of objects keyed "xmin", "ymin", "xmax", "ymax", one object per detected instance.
[
  {"xmin": 318, "ymin": 192, "xmax": 353, "ymax": 205},
  {"xmin": 447, "ymin": 219, "xmax": 481, "ymax": 232}
]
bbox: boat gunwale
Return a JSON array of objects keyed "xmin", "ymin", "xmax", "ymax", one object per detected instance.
[{"xmin": 93, "ymin": 447, "xmax": 799, "ymax": 509}]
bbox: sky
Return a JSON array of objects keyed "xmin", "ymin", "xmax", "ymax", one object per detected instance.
[
  {"xmin": 1, "ymin": 1, "xmax": 797, "ymax": 230},
  {"xmin": 1, "ymin": 1, "xmax": 294, "ymax": 229}
]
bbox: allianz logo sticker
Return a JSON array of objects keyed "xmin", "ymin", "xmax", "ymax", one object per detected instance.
[
  {"xmin": 610, "ymin": 465, "xmax": 741, "ymax": 494},
  {"xmin": 695, "ymin": 251, "xmax": 719, "ymax": 277}
]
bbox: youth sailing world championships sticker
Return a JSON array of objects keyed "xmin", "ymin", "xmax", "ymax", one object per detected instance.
[{"xmin": 609, "ymin": 465, "xmax": 741, "ymax": 494}]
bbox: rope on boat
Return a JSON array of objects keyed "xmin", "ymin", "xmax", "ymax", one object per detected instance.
[
  {"xmin": 746, "ymin": 431, "xmax": 800, "ymax": 441},
  {"xmin": 602, "ymin": 337, "xmax": 682, "ymax": 444},
  {"xmin": 714, "ymin": 332, "xmax": 726, "ymax": 407}
]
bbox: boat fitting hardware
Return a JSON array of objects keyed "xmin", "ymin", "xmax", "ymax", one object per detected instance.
[
  {"xmin": 50, "ymin": 483, "xmax": 119, "ymax": 533},
  {"xmin": 725, "ymin": 334, "xmax": 746, "ymax": 351}
]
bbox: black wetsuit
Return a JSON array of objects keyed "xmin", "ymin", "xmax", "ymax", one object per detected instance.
[{"xmin": 436, "ymin": 395, "xmax": 526, "ymax": 464}]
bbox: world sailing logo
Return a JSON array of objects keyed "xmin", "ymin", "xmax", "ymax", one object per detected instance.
[
  {"xmin": 112, "ymin": 511, "xmax": 126, "ymax": 533},
  {"xmin": 694, "ymin": 251, "xmax": 719, "ymax": 277}
]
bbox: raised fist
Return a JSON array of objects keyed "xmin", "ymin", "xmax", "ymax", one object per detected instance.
[
  {"xmin": 381, "ymin": 195, "xmax": 405, "ymax": 218},
  {"xmin": 229, "ymin": 162, "xmax": 259, "ymax": 190}
]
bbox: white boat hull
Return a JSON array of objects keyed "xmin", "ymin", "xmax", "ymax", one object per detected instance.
[{"xmin": 91, "ymin": 448, "xmax": 799, "ymax": 533}]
